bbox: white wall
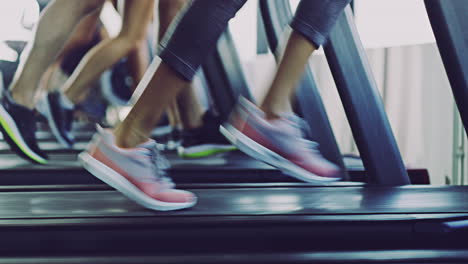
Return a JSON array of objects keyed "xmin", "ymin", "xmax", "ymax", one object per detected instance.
[
  {"xmin": 352, "ymin": 0, "xmax": 458, "ymax": 184},
  {"xmin": 354, "ymin": 0, "xmax": 435, "ymax": 48},
  {"xmin": 0, "ymin": 0, "xmax": 37, "ymax": 41}
]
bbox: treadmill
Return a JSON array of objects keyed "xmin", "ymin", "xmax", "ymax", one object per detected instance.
[
  {"xmin": 0, "ymin": 1, "xmax": 468, "ymax": 260},
  {"xmin": 425, "ymin": 0, "xmax": 468, "ymax": 134},
  {"xmin": 0, "ymin": 29, "xmax": 288, "ymax": 186},
  {"xmin": 3, "ymin": 250, "xmax": 468, "ymax": 264},
  {"xmin": 0, "ymin": 185, "xmax": 467, "ymax": 257},
  {"xmin": 0, "ymin": 26, "xmax": 426, "ymax": 187},
  {"xmin": 0, "ymin": 0, "xmax": 430, "ymax": 187}
]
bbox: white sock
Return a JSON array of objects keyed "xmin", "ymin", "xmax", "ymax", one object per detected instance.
[{"xmin": 59, "ymin": 92, "xmax": 75, "ymax": 110}]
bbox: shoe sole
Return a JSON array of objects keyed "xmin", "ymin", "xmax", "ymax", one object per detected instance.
[
  {"xmin": 0, "ymin": 105, "xmax": 47, "ymax": 164},
  {"xmin": 220, "ymin": 124, "xmax": 340, "ymax": 184},
  {"xmin": 36, "ymin": 95, "xmax": 73, "ymax": 149},
  {"xmin": 79, "ymin": 152, "xmax": 196, "ymax": 211},
  {"xmin": 178, "ymin": 144, "xmax": 237, "ymax": 159}
]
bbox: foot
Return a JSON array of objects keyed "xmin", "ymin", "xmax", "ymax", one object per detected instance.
[
  {"xmin": 36, "ymin": 91, "xmax": 75, "ymax": 148},
  {"xmin": 220, "ymin": 97, "xmax": 341, "ymax": 183},
  {"xmin": 79, "ymin": 126, "xmax": 196, "ymax": 211},
  {"xmin": 178, "ymin": 111, "xmax": 237, "ymax": 159},
  {"xmin": 0, "ymin": 92, "xmax": 48, "ymax": 164}
]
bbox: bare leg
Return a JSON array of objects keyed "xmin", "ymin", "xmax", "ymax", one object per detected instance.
[
  {"xmin": 42, "ymin": 8, "xmax": 103, "ymax": 92},
  {"xmin": 260, "ymin": 31, "xmax": 317, "ymax": 119},
  {"xmin": 166, "ymin": 100, "xmax": 182, "ymax": 130},
  {"xmin": 115, "ymin": 62, "xmax": 188, "ymax": 148},
  {"xmin": 159, "ymin": 0, "xmax": 203, "ymax": 130},
  {"xmin": 10, "ymin": 0, "xmax": 106, "ymax": 109},
  {"xmin": 176, "ymin": 86, "xmax": 204, "ymax": 129},
  {"xmin": 126, "ymin": 40, "xmax": 151, "ymax": 91},
  {"xmin": 115, "ymin": 31, "xmax": 317, "ymax": 148},
  {"xmin": 159, "ymin": 0, "xmax": 185, "ymax": 131},
  {"xmin": 63, "ymin": 0, "xmax": 155, "ymax": 105},
  {"xmin": 55, "ymin": 8, "xmax": 102, "ymax": 65},
  {"xmin": 118, "ymin": 0, "xmax": 150, "ymax": 91}
]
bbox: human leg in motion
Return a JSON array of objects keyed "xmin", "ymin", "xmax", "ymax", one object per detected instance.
[
  {"xmin": 158, "ymin": 0, "xmax": 189, "ymax": 149},
  {"xmin": 160, "ymin": 0, "xmax": 236, "ymax": 158},
  {"xmin": 114, "ymin": 0, "xmax": 247, "ymax": 149},
  {"xmin": 0, "ymin": 0, "xmax": 105, "ymax": 164},
  {"xmin": 42, "ymin": 0, "xmax": 154, "ymax": 148},
  {"xmin": 37, "ymin": 8, "xmax": 104, "ymax": 148},
  {"xmin": 62, "ymin": 0, "xmax": 155, "ymax": 105},
  {"xmin": 10, "ymin": 0, "xmax": 106, "ymax": 108},
  {"xmin": 81, "ymin": 0, "xmax": 247, "ymax": 211},
  {"xmin": 41, "ymin": 9, "xmax": 103, "ymax": 93},
  {"xmin": 159, "ymin": 0, "xmax": 204, "ymax": 130},
  {"xmin": 79, "ymin": 62, "xmax": 197, "ymax": 211},
  {"xmin": 222, "ymin": 0, "xmax": 351, "ymax": 182},
  {"xmin": 125, "ymin": 38, "xmax": 150, "ymax": 92},
  {"xmin": 261, "ymin": 0, "xmax": 351, "ymax": 118}
]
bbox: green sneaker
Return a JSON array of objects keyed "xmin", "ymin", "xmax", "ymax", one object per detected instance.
[{"xmin": 177, "ymin": 111, "xmax": 236, "ymax": 159}]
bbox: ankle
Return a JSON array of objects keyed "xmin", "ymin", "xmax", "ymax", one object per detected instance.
[
  {"xmin": 259, "ymin": 106, "xmax": 282, "ymax": 121},
  {"xmin": 114, "ymin": 122, "xmax": 149, "ymax": 149},
  {"xmin": 260, "ymin": 101, "xmax": 294, "ymax": 120},
  {"xmin": 10, "ymin": 91, "xmax": 34, "ymax": 109}
]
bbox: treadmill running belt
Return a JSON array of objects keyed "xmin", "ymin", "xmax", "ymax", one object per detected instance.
[
  {"xmin": 0, "ymin": 186, "xmax": 468, "ymax": 255},
  {"xmin": 1, "ymin": 250, "xmax": 468, "ymax": 264},
  {"xmin": 1, "ymin": 186, "xmax": 468, "ymax": 218}
]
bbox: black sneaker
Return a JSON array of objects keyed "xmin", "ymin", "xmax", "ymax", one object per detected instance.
[
  {"xmin": 0, "ymin": 92, "xmax": 48, "ymax": 164},
  {"xmin": 101, "ymin": 58, "xmax": 133, "ymax": 106},
  {"xmin": 177, "ymin": 111, "xmax": 236, "ymax": 159},
  {"xmin": 36, "ymin": 91, "xmax": 75, "ymax": 148},
  {"xmin": 166, "ymin": 128, "xmax": 182, "ymax": 151}
]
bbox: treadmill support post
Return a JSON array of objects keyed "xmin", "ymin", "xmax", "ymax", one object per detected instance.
[
  {"xmin": 324, "ymin": 7, "xmax": 410, "ymax": 185},
  {"xmin": 424, "ymin": 0, "xmax": 468, "ymax": 134}
]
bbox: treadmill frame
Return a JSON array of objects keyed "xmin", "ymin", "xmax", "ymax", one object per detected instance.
[{"xmin": 424, "ymin": 0, "xmax": 468, "ymax": 134}]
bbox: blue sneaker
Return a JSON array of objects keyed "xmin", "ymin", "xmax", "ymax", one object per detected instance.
[{"xmin": 36, "ymin": 91, "xmax": 75, "ymax": 148}]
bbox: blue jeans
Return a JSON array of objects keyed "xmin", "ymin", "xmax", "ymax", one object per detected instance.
[{"xmin": 159, "ymin": 0, "xmax": 351, "ymax": 81}]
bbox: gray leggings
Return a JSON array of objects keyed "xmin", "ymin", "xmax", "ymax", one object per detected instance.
[{"xmin": 159, "ymin": 0, "xmax": 351, "ymax": 81}]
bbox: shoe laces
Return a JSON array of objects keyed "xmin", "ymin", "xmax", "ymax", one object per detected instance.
[
  {"xmin": 305, "ymin": 140, "xmax": 320, "ymax": 154},
  {"xmin": 145, "ymin": 144, "xmax": 174, "ymax": 187},
  {"xmin": 286, "ymin": 115, "xmax": 321, "ymax": 154}
]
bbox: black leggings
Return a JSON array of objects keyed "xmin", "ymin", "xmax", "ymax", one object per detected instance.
[{"xmin": 159, "ymin": 0, "xmax": 351, "ymax": 81}]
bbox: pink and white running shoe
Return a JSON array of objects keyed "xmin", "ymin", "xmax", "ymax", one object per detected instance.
[
  {"xmin": 79, "ymin": 126, "xmax": 196, "ymax": 211},
  {"xmin": 220, "ymin": 97, "xmax": 341, "ymax": 183}
]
